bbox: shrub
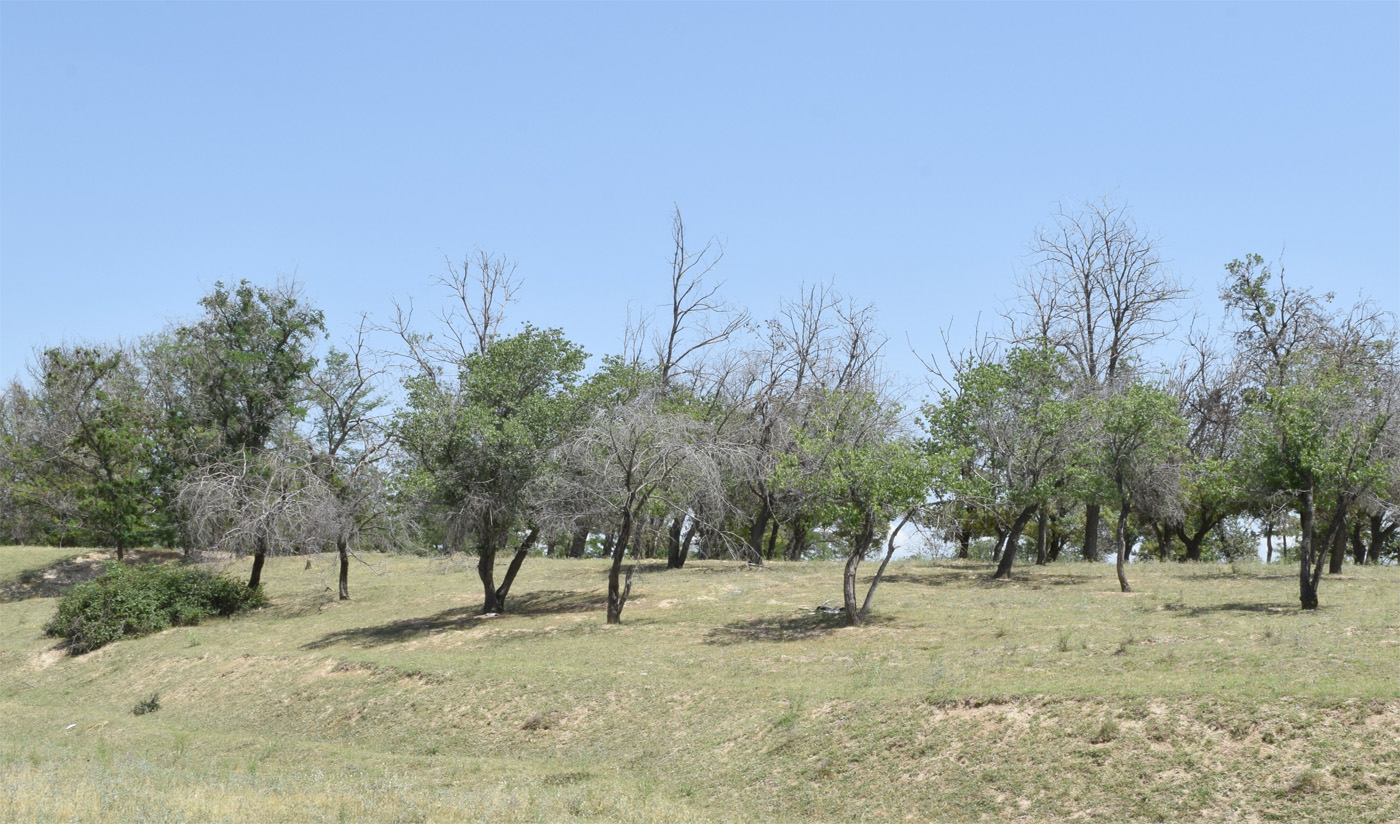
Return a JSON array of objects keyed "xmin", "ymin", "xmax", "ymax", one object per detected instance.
[
  {"xmin": 45, "ymin": 563, "xmax": 265, "ymax": 654},
  {"xmin": 132, "ymin": 693, "xmax": 161, "ymax": 716}
]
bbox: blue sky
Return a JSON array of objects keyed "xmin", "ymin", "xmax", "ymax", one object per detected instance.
[{"xmin": 2, "ymin": 2, "xmax": 1396, "ymax": 390}]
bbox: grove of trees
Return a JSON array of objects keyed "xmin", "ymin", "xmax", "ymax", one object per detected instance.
[{"xmin": 2, "ymin": 202, "xmax": 1397, "ymax": 621}]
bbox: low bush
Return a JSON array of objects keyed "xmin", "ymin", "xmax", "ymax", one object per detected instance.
[{"xmin": 44, "ymin": 563, "xmax": 265, "ymax": 654}]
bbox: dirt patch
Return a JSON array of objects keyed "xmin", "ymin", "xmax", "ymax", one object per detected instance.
[{"xmin": 0, "ymin": 549, "xmax": 186, "ymax": 603}]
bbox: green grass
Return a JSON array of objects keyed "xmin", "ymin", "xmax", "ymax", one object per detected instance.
[
  {"xmin": 2, "ymin": 550, "xmax": 1397, "ymax": 822},
  {"xmin": 0, "ymin": 545, "xmax": 86, "ymax": 584}
]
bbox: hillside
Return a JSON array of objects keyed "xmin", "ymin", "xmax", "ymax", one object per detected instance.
[{"xmin": 2, "ymin": 548, "xmax": 1397, "ymax": 823}]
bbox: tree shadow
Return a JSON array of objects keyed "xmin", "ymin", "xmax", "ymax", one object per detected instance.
[
  {"xmin": 875, "ymin": 569, "xmax": 1093, "ymax": 590},
  {"xmin": 704, "ymin": 611, "xmax": 889, "ymax": 645},
  {"xmin": 1169, "ymin": 601, "xmax": 1301, "ymax": 618},
  {"xmin": 301, "ymin": 589, "xmax": 604, "ymax": 650}
]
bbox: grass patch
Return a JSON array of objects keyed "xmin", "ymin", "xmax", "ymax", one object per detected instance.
[{"xmin": 2, "ymin": 551, "xmax": 1398, "ymax": 822}]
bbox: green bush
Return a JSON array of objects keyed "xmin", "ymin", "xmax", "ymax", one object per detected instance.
[{"xmin": 45, "ymin": 563, "xmax": 265, "ymax": 654}]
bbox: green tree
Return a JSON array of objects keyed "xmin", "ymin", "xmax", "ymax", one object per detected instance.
[
  {"xmin": 1077, "ymin": 383, "xmax": 1186, "ymax": 592},
  {"xmin": 779, "ymin": 390, "xmax": 930, "ymax": 626},
  {"xmin": 33, "ymin": 346, "xmax": 160, "ymax": 558},
  {"xmin": 396, "ymin": 325, "xmax": 587, "ymax": 613},
  {"xmin": 923, "ymin": 345, "xmax": 1078, "ymax": 580}
]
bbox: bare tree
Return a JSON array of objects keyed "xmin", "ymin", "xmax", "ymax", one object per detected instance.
[
  {"xmin": 549, "ymin": 388, "xmax": 749, "ymax": 623},
  {"xmin": 178, "ymin": 448, "xmax": 337, "ymax": 589},
  {"xmin": 1007, "ymin": 198, "xmax": 1186, "ymax": 561},
  {"xmin": 655, "ymin": 206, "xmax": 750, "ymax": 389},
  {"xmin": 306, "ymin": 320, "xmax": 401, "ymax": 599}
]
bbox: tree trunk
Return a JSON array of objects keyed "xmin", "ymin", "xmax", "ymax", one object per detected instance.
[
  {"xmin": 1350, "ymin": 520, "xmax": 1367, "ymax": 565},
  {"xmin": 478, "ymin": 543, "xmax": 500, "ymax": 614},
  {"xmin": 1034, "ymin": 506, "xmax": 1049, "ymax": 565},
  {"xmin": 607, "ymin": 511, "xmax": 634, "ymax": 625},
  {"xmin": 1299, "ymin": 490, "xmax": 1321, "ymax": 609},
  {"xmin": 766, "ymin": 519, "xmax": 781, "ymax": 560},
  {"xmin": 842, "ymin": 516, "xmax": 878, "ymax": 627},
  {"xmin": 1265, "ymin": 522, "xmax": 1274, "ymax": 564},
  {"xmin": 1368, "ymin": 514, "xmax": 1395, "ymax": 565},
  {"xmin": 1176, "ymin": 523, "xmax": 1210, "ymax": 562},
  {"xmin": 568, "ymin": 527, "xmax": 588, "ymax": 558},
  {"xmin": 665, "ymin": 516, "xmax": 685, "ymax": 568},
  {"xmin": 787, "ymin": 519, "xmax": 809, "ymax": 561},
  {"xmin": 1048, "ymin": 533, "xmax": 1065, "ymax": 563},
  {"xmin": 601, "ymin": 532, "xmax": 615, "ymax": 557},
  {"xmin": 851, "ymin": 510, "xmax": 913, "ymax": 627},
  {"xmin": 337, "ymin": 536, "xmax": 350, "ymax": 600},
  {"xmin": 1115, "ymin": 505, "xmax": 1132, "ymax": 593},
  {"xmin": 991, "ymin": 526, "xmax": 1007, "ymax": 563},
  {"xmin": 1328, "ymin": 509, "xmax": 1347, "ymax": 574},
  {"xmin": 248, "ymin": 535, "xmax": 267, "ymax": 590},
  {"xmin": 493, "ymin": 528, "xmax": 539, "ymax": 612},
  {"xmin": 746, "ymin": 500, "xmax": 771, "ymax": 566},
  {"xmin": 957, "ymin": 527, "xmax": 971, "ymax": 560},
  {"xmin": 1082, "ymin": 503, "xmax": 1102, "ymax": 562},
  {"xmin": 993, "ymin": 505, "xmax": 1039, "ymax": 580}
]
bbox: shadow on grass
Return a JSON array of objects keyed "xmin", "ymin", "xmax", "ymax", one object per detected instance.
[
  {"xmin": 1169, "ymin": 601, "xmax": 1302, "ymax": 618},
  {"xmin": 302, "ymin": 589, "xmax": 604, "ymax": 649},
  {"xmin": 0, "ymin": 549, "xmax": 184, "ymax": 603},
  {"xmin": 704, "ymin": 611, "xmax": 892, "ymax": 645},
  {"xmin": 876, "ymin": 569, "xmax": 1093, "ymax": 590}
]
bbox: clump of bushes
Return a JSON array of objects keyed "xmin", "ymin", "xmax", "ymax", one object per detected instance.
[{"xmin": 45, "ymin": 563, "xmax": 265, "ymax": 654}]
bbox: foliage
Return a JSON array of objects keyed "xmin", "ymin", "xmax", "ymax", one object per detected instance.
[{"xmin": 44, "ymin": 562, "xmax": 265, "ymax": 654}]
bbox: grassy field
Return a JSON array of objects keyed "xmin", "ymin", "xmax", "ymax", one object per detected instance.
[{"xmin": 1, "ymin": 547, "xmax": 1397, "ymax": 823}]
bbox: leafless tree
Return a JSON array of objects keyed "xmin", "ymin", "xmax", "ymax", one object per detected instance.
[
  {"xmin": 382, "ymin": 249, "xmax": 523, "ymax": 386},
  {"xmin": 178, "ymin": 447, "xmax": 338, "ymax": 589},
  {"xmin": 306, "ymin": 319, "xmax": 403, "ymax": 599},
  {"xmin": 548, "ymin": 391, "xmax": 751, "ymax": 623},
  {"xmin": 1006, "ymin": 197, "xmax": 1186, "ymax": 561},
  {"xmin": 655, "ymin": 206, "xmax": 750, "ymax": 389}
]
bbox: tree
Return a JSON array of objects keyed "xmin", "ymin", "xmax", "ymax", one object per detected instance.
[
  {"xmin": 178, "ymin": 447, "xmax": 336, "ymax": 589},
  {"xmin": 550, "ymin": 367, "xmax": 745, "ymax": 624},
  {"xmin": 1077, "ymin": 382, "xmax": 1186, "ymax": 592},
  {"xmin": 1167, "ymin": 326, "xmax": 1247, "ymax": 561},
  {"xmin": 1009, "ymin": 198, "xmax": 1186, "ymax": 561},
  {"xmin": 306, "ymin": 327, "xmax": 399, "ymax": 599},
  {"xmin": 30, "ymin": 345, "xmax": 160, "ymax": 558},
  {"xmin": 778, "ymin": 390, "xmax": 930, "ymax": 626},
  {"xmin": 1224, "ymin": 255, "xmax": 1400, "ymax": 607},
  {"xmin": 396, "ymin": 325, "xmax": 587, "ymax": 613},
  {"xmin": 1241, "ymin": 362, "xmax": 1397, "ymax": 608},
  {"xmin": 924, "ymin": 345, "xmax": 1078, "ymax": 580},
  {"xmin": 156, "ymin": 279, "xmax": 326, "ymax": 580}
]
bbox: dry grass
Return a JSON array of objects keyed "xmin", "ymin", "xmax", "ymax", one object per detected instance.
[{"xmin": 1, "ymin": 547, "xmax": 1397, "ymax": 822}]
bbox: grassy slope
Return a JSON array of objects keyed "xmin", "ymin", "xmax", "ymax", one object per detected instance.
[{"xmin": 1, "ymin": 547, "xmax": 1397, "ymax": 823}]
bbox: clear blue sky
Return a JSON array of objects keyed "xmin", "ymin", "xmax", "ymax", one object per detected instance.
[{"xmin": 3, "ymin": 2, "xmax": 1397, "ymax": 390}]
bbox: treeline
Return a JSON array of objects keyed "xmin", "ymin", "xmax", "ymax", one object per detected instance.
[{"xmin": 2, "ymin": 202, "xmax": 1396, "ymax": 622}]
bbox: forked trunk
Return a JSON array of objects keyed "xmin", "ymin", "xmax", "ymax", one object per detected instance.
[{"xmin": 568, "ymin": 527, "xmax": 588, "ymax": 559}]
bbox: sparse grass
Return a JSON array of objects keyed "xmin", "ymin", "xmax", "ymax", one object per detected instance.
[{"xmin": 1, "ymin": 548, "xmax": 1398, "ymax": 822}]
